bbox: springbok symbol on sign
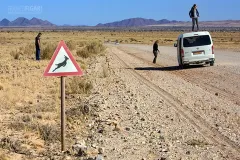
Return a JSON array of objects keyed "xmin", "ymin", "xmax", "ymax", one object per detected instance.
[{"xmin": 52, "ymin": 55, "xmax": 69, "ymax": 72}]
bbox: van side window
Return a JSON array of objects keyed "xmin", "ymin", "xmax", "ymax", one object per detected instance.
[{"xmin": 183, "ymin": 35, "xmax": 211, "ymax": 47}]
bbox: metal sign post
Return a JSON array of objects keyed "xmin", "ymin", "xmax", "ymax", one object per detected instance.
[
  {"xmin": 43, "ymin": 40, "xmax": 83, "ymax": 152},
  {"xmin": 61, "ymin": 76, "xmax": 66, "ymax": 151}
]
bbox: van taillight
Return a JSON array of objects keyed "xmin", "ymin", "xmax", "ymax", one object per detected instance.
[
  {"xmin": 212, "ymin": 45, "xmax": 214, "ymax": 54},
  {"xmin": 181, "ymin": 49, "xmax": 184, "ymax": 57}
]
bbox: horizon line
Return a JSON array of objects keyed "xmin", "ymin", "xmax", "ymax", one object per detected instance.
[{"xmin": 1, "ymin": 17, "xmax": 240, "ymax": 26}]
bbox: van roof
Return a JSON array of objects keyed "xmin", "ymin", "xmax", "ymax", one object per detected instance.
[{"xmin": 179, "ymin": 31, "xmax": 211, "ymax": 38}]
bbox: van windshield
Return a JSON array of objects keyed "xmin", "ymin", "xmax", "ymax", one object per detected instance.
[{"xmin": 183, "ymin": 35, "xmax": 211, "ymax": 47}]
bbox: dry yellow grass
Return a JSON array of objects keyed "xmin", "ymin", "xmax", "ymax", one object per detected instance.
[
  {"xmin": 0, "ymin": 31, "xmax": 103, "ymax": 159},
  {"xmin": 1, "ymin": 31, "xmax": 239, "ymax": 52}
]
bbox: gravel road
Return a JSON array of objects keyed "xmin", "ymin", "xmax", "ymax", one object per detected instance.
[{"xmin": 90, "ymin": 44, "xmax": 240, "ymax": 160}]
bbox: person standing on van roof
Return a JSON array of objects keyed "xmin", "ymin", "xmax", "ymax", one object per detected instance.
[
  {"xmin": 35, "ymin": 32, "xmax": 42, "ymax": 61},
  {"xmin": 152, "ymin": 40, "xmax": 159, "ymax": 64},
  {"xmin": 189, "ymin": 4, "xmax": 199, "ymax": 31}
]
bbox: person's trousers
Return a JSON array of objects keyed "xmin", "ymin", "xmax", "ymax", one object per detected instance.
[
  {"xmin": 192, "ymin": 18, "xmax": 199, "ymax": 31},
  {"xmin": 36, "ymin": 49, "xmax": 40, "ymax": 60},
  {"xmin": 153, "ymin": 51, "xmax": 158, "ymax": 63}
]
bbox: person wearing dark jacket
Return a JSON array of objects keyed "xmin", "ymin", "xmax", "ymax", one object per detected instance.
[
  {"xmin": 189, "ymin": 4, "xmax": 199, "ymax": 31},
  {"xmin": 152, "ymin": 40, "xmax": 159, "ymax": 64},
  {"xmin": 35, "ymin": 33, "xmax": 42, "ymax": 60}
]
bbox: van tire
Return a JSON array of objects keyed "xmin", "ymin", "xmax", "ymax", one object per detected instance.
[
  {"xmin": 210, "ymin": 62, "xmax": 214, "ymax": 66},
  {"xmin": 178, "ymin": 62, "xmax": 184, "ymax": 68},
  {"xmin": 178, "ymin": 57, "xmax": 184, "ymax": 68}
]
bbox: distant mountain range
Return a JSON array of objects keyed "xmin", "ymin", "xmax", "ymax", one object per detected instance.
[
  {"xmin": 148, "ymin": 20, "xmax": 240, "ymax": 27},
  {"xmin": 96, "ymin": 18, "xmax": 180, "ymax": 27},
  {"xmin": 0, "ymin": 17, "xmax": 55, "ymax": 26},
  {"xmin": 1, "ymin": 17, "xmax": 240, "ymax": 27},
  {"xmin": 96, "ymin": 18, "xmax": 240, "ymax": 27}
]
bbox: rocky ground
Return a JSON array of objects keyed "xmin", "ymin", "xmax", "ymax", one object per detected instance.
[
  {"xmin": 71, "ymin": 44, "xmax": 240, "ymax": 160},
  {"xmin": 81, "ymin": 45, "xmax": 240, "ymax": 160}
]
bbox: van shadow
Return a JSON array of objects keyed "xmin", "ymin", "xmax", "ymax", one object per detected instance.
[{"xmin": 134, "ymin": 65, "xmax": 205, "ymax": 71}]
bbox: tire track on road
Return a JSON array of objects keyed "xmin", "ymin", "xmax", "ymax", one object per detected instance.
[
  {"xmin": 110, "ymin": 46, "xmax": 240, "ymax": 159},
  {"xmin": 117, "ymin": 46, "xmax": 240, "ymax": 106}
]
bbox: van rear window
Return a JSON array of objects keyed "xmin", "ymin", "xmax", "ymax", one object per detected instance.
[{"xmin": 183, "ymin": 35, "xmax": 211, "ymax": 47}]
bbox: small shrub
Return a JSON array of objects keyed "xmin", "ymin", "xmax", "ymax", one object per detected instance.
[
  {"xmin": 23, "ymin": 44, "xmax": 35, "ymax": 56},
  {"xmin": 9, "ymin": 121, "xmax": 26, "ymax": 131},
  {"xmin": 77, "ymin": 49, "xmax": 89, "ymax": 58},
  {"xmin": 77, "ymin": 59, "xmax": 87, "ymax": 70},
  {"xmin": 10, "ymin": 50, "xmax": 21, "ymax": 60},
  {"xmin": 186, "ymin": 139, "xmax": 208, "ymax": 147},
  {"xmin": 42, "ymin": 43, "xmax": 56, "ymax": 60},
  {"xmin": 21, "ymin": 115, "xmax": 32, "ymax": 122},
  {"xmin": 78, "ymin": 41, "xmax": 87, "ymax": 47},
  {"xmin": 66, "ymin": 40, "xmax": 76, "ymax": 50},
  {"xmin": 86, "ymin": 41, "xmax": 106, "ymax": 55},
  {"xmin": 0, "ymin": 37, "xmax": 6, "ymax": 44},
  {"xmin": 67, "ymin": 77, "xmax": 93, "ymax": 94},
  {"xmin": 66, "ymin": 106, "xmax": 84, "ymax": 123},
  {"xmin": 10, "ymin": 44, "xmax": 34, "ymax": 59},
  {"xmin": 164, "ymin": 39, "xmax": 173, "ymax": 42},
  {"xmin": 38, "ymin": 124, "xmax": 60, "ymax": 142},
  {"xmin": 66, "ymin": 104, "xmax": 91, "ymax": 124},
  {"xmin": 80, "ymin": 64, "xmax": 87, "ymax": 70},
  {"xmin": 32, "ymin": 114, "xmax": 43, "ymax": 119},
  {"xmin": 77, "ymin": 41, "xmax": 106, "ymax": 58},
  {"xmin": 130, "ymin": 38, "xmax": 137, "ymax": 42},
  {"xmin": 9, "ymin": 114, "xmax": 34, "ymax": 131},
  {"xmin": 0, "ymin": 84, "xmax": 3, "ymax": 90},
  {"xmin": 14, "ymin": 53, "xmax": 20, "ymax": 59},
  {"xmin": 0, "ymin": 137, "xmax": 22, "ymax": 153}
]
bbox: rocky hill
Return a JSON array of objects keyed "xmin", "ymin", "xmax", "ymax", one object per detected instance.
[
  {"xmin": 96, "ymin": 18, "xmax": 240, "ymax": 27},
  {"xmin": 96, "ymin": 18, "xmax": 180, "ymax": 27},
  {"xmin": 0, "ymin": 17, "xmax": 55, "ymax": 26}
]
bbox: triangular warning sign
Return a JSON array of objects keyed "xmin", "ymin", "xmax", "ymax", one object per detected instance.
[{"xmin": 43, "ymin": 40, "xmax": 83, "ymax": 77}]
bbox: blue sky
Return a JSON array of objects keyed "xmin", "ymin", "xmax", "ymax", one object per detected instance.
[{"xmin": 0, "ymin": 0, "xmax": 239, "ymax": 26}]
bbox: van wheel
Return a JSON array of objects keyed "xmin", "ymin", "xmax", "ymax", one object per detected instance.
[
  {"xmin": 179, "ymin": 57, "xmax": 184, "ymax": 69},
  {"xmin": 179, "ymin": 63, "xmax": 184, "ymax": 69},
  {"xmin": 180, "ymin": 64, "xmax": 189, "ymax": 69},
  {"xmin": 210, "ymin": 62, "xmax": 214, "ymax": 66}
]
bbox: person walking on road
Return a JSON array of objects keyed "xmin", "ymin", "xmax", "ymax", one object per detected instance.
[
  {"xmin": 189, "ymin": 4, "xmax": 199, "ymax": 31},
  {"xmin": 35, "ymin": 33, "xmax": 42, "ymax": 60},
  {"xmin": 153, "ymin": 40, "xmax": 159, "ymax": 64}
]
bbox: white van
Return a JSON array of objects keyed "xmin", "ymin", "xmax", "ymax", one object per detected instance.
[{"xmin": 174, "ymin": 31, "xmax": 215, "ymax": 67}]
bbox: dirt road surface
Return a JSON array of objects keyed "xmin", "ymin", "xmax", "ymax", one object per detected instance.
[{"xmin": 90, "ymin": 44, "xmax": 240, "ymax": 160}]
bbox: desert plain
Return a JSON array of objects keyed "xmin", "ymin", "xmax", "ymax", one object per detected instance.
[{"xmin": 0, "ymin": 30, "xmax": 239, "ymax": 160}]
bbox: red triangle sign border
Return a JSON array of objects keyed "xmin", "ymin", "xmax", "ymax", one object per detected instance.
[{"xmin": 43, "ymin": 40, "xmax": 83, "ymax": 77}]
